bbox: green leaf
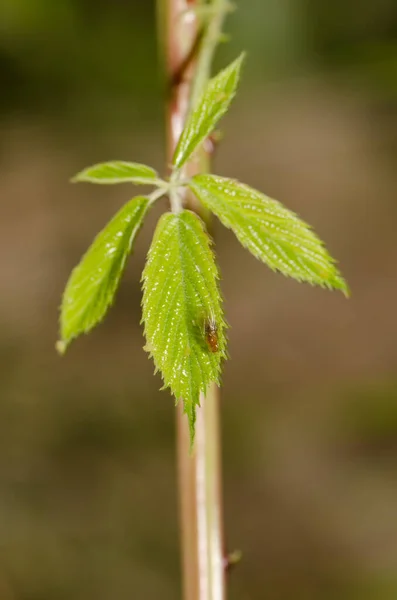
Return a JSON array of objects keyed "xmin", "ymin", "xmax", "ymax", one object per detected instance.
[
  {"xmin": 72, "ymin": 161, "xmax": 159, "ymax": 185},
  {"xmin": 59, "ymin": 196, "xmax": 150, "ymax": 351},
  {"xmin": 189, "ymin": 174, "xmax": 349, "ymax": 294},
  {"xmin": 172, "ymin": 53, "xmax": 245, "ymax": 169},
  {"xmin": 142, "ymin": 210, "xmax": 227, "ymax": 443}
]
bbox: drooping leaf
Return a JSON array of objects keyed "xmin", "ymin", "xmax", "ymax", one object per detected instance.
[
  {"xmin": 172, "ymin": 53, "xmax": 245, "ymax": 170},
  {"xmin": 72, "ymin": 161, "xmax": 159, "ymax": 185},
  {"xmin": 59, "ymin": 196, "xmax": 150, "ymax": 352},
  {"xmin": 190, "ymin": 174, "xmax": 349, "ymax": 294},
  {"xmin": 141, "ymin": 210, "xmax": 227, "ymax": 443}
]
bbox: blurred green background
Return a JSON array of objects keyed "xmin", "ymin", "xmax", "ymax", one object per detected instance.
[{"xmin": 1, "ymin": 1, "xmax": 397, "ymax": 598}]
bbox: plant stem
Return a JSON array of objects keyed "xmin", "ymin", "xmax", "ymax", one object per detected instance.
[
  {"xmin": 177, "ymin": 384, "xmax": 224, "ymax": 600},
  {"xmin": 159, "ymin": 1, "xmax": 228, "ymax": 599},
  {"xmin": 189, "ymin": 0, "xmax": 231, "ymax": 110}
]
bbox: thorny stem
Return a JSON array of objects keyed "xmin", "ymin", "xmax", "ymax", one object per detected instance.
[{"xmin": 159, "ymin": 1, "xmax": 230, "ymax": 599}]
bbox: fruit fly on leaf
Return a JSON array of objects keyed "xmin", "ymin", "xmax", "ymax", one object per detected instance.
[{"xmin": 204, "ymin": 314, "xmax": 219, "ymax": 353}]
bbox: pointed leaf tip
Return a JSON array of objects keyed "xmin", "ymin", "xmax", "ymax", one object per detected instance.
[
  {"xmin": 60, "ymin": 196, "xmax": 150, "ymax": 348},
  {"xmin": 142, "ymin": 210, "xmax": 227, "ymax": 445},
  {"xmin": 55, "ymin": 340, "xmax": 67, "ymax": 355},
  {"xmin": 172, "ymin": 53, "xmax": 245, "ymax": 169},
  {"xmin": 72, "ymin": 161, "xmax": 158, "ymax": 185},
  {"xmin": 189, "ymin": 174, "xmax": 348, "ymax": 293}
]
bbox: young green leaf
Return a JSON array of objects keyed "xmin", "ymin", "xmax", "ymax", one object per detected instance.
[
  {"xmin": 190, "ymin": 174, "xmax": 348, "ymax": 294},
  {"xmin": 72, "ymin": 161, "xmax": 159, "ymax": 185},
  {"xmin": 59, "ymin": 196, "xmax": 150, "ymax": 352},
  {"xmin": 172, "ymin": 53, "xmax": 245, "ymax": 170},
  {"xmin": 142, "ymin": 210, "xmax": 227, "ymax": 443}
]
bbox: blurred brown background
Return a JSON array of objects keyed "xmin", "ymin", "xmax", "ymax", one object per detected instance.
[{"xmin": 1, "ymin": 1, "xmax": 397, "ymax": 598}]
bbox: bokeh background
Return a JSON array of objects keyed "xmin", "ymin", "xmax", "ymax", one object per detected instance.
[{"xmin": 1, "ymin": 1, "xmax": 397, "ymax": 598}]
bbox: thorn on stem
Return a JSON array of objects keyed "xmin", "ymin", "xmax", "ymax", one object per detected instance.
[
  {"xmin": 223, "ymin": 549, "xmax": 242, "ymax": 572},
  {"xmin": 171, "ymin": 29, "xmax": 204, "ymax": 88},
  {"xmin": 218, "ymin": 32, "xmax": 231, "ymax": 44},
  {"xmin": 203, "ymin": 130, "xmax": 223, "ymax": 155}
]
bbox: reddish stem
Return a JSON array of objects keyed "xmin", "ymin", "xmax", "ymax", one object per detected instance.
[{"xmin": 161, "ymin": 1, "xmax": 226, "ymax": 599}]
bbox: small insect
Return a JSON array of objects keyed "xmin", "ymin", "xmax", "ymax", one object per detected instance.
[{"xmin": 204, "ymin": 315, "xmax": 219, "ymax": 353}]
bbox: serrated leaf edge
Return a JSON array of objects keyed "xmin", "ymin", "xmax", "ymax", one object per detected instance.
[{"xmin": 59, "ymin": 196, "xmax": 151, "ymax": 351}]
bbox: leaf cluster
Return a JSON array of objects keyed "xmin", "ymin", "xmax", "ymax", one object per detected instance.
[{"xmin": 58, "ymin": 53, "xmax": 348, "ymax": 444}]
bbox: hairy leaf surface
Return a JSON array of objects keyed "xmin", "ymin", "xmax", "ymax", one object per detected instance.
[
  {"xmin": 190, "ymin": 175, "xmax": 348, "ymax": 293},
  {"xmin": 142, "ymin": 210, "xmax": 227, "ymax": 442},
  {"xmin": 73, "ymin": 161, "xmax": 159, "ymax": 185},
  {"xmin": 59, "ymin": 196, "xmax": 150, "ymax": 351},
  {"xmin": 172, "ymin": 54, "xmax": 245, "ymax": 170}
]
